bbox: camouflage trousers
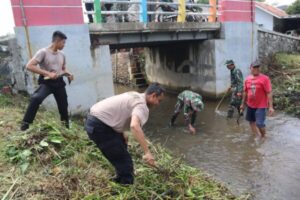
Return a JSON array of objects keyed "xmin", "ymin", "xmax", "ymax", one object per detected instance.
[
  {"xmin": 227, "ymin": 92, "xmax": 242, "ymax": 118},
  {"xmin": 170, "ymin": 99, "xmax": 197, "ymax": 126}
]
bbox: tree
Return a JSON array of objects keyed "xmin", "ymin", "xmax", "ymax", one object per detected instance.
[{"xmin": 287, "ymin": 0, "xmax": 300, "ymax": 14}]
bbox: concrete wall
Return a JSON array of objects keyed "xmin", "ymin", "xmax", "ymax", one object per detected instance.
[
  {"xmin": 13, "ymin": 24, "xmax": 114, "ymax": 114},
  {"xmin": 214, "ymin": 22, "xmax": 258, "ymax": 96},
  {"xmin": 0, "ymin": 36, "xmax": 14, "ymax": 88},
  {"xmin": 258, "ymin": 28, "xmax": 300, "ymax": 59},
  {"xmin": 255, "ymin": 8, "xmax": 274, "ymax": 31},
  {"xmin": 145, "ymin": 41, "xmax": 217, "ymax": 97},
  {"xmin": 111, "ymin": 51, "xmax": 131, "ymax": 85},
  {"xmin": 7, "ymin": 38, "xmax": 27, "ymax": 92}
]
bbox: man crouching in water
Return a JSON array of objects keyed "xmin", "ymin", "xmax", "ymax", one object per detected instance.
[
  {"xmin": 84, "ymin": 83, "xmax": 165, "ymax": 184},
  {"xmin": 169, "ymin": 90, "xmax": 204, "ymax": 134}
]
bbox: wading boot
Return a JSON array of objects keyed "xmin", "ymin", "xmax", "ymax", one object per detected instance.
[
  {"xmin": 227, "ymin": 107, "xmax": 234, "ymax": 118},
  {"xmin": 168, "ymin": 115, "xmax": 177, "ymax": 127}
]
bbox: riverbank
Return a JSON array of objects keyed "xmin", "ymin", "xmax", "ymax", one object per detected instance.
[
  {"xmin": 262, "ymin": 53, "xmax": 300, "ymax": 118},
  {"xmin": 0, "ymin": 94, "xmax": 249, "ymax": 199}
]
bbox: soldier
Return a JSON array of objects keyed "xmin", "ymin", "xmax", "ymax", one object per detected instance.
[
  {"xmin": 225, "ymin": 60, "xmax": 244, "ymax": 118},
  {"xmin": 169, "ymin": 90, "xmax": 204, "ymax": 134}
]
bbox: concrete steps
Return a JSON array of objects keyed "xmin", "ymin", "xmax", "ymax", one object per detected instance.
[{"xmin": 131, "ymin": 72, "xmax": 148, "ymax": 88}]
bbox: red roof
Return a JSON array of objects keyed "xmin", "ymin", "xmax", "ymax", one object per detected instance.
[{"xmin": 256, "ymin": 2, "xmax": 288, "ymax": 18}]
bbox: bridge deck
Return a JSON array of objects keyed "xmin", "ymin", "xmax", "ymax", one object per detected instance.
[{"xmin": 89, "ymin": 22, "xmax": 221, "ymax": 47}]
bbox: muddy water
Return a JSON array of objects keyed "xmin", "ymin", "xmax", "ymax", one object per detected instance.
[{"xmin": 115, "ymin": 84, "xmax": 300, "ymax": 200}]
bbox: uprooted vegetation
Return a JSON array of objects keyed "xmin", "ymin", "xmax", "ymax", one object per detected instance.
[
  {"xmin": 261, "ymin": 53, "xmax": 300, "ymax": 118},
  {"xmin": 0, "ymin": 94, "xmax": 250, "ymax": 199}
]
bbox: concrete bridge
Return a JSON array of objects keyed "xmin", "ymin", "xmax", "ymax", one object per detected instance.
[
  {"xmin": 89, "ymin": 22, "xmax": 220, "ymax": 47},
  {"xmin": 9, "ymin": 0, "xmax": 258, "ymax": 113}
]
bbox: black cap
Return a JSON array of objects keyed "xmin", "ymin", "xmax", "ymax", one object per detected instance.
[{"xmin": 250, "ymin": 60, "xmax": 260, "ymax": 68}]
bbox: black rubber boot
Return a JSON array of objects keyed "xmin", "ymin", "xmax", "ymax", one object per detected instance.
[
  {"xmin": 227, "ymin": 106, "xmax": 234, "ymax": 118},
  {"xmin": 169, "ymin": 114, "xmax": 178, "ymax": 127}
]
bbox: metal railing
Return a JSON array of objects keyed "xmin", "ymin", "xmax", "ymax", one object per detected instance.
[{"xmin": 83, "ymin": 0, "xmax": 217, "ymax": 23}]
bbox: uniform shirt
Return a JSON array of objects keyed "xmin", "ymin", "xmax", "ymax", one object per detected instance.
[
  {"xmin": 178, "ymin": 90, "xmax": 204, "ymax": 114},
  {"xmin": 230, "ymin": 67, "xmax": 243, "ymax": 93},
  {"xmin": 90, "ymin": 92, "xmax": 149, "ymax": 133},
  {"xmin": 244, "ymin": 74, "xmax": 272, "ymax": 108},
  {"xmin": 33, "ymin": 48, "xmax": 66, "ymax": 74}
]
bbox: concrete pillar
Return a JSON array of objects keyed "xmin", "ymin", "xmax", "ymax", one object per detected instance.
[
  {"xmin": 177, "ymin": 0, "xmax": 186, "ymax": 23},
  {"xmin": 208, "ymin": 0, "xmax": 217, "ymax": 23},
  {"xmin": 9, "ymin": 0, "xmax": 114, "ymax": 113},
  {"xmin": 214, "ymin": 0, "xmax": 258, "ymax": 96}
]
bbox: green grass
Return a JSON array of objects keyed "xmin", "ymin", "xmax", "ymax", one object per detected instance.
[
  {"xmin": 0, "ymin": 94, "xmax": 250, "ymax": 200},
  {"xmin": 0, "ymin": 94, "xmax": 13, "ymax": 107},
  {"xmin": 262, "ymin": 53, "xmax": 300, "ymax": 118},
  {"xmin": 276, "ymin": 53, "xmax": 300, "ymax": 69}
]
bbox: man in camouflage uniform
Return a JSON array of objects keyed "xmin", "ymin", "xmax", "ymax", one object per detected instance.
[
  {"xmin": 225, "ymin": 60, "xmax": 244, "ymax": 118},
  {"xmin": 169, "ymin": 90, "xmax": 204, "ymax": 134}
]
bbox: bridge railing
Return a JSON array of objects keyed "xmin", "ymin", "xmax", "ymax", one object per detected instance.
[{"xmin": 83, "ymin": 0, "xmax": 217, "ymax": 23}]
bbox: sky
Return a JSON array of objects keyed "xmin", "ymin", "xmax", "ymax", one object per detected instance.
[
  {"xmin": 266, "ymin": 0, "xmax": 296, "ymax": 6},
  {"xmin": 0, "ymin": 0, "xmax": 297, "ymax": 36},
  {"xmin": 0, "ymin": 0, "xmax": 15, "ymax": 36}
]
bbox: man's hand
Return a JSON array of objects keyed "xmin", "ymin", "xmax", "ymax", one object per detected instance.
[
  {"xmin": 188, "ymin": 124, "xmax": 196, "ymax": 135},
  {"xmin": 67, "ymin": 74, "xmax": 74, "ymax": 81},
  {"xmin": 122, "ymin": 132, "xmax": 129, "ymax": 145},
  {"xmin": 236, "ymin": 92, "xmax": 242, "ymax": 97},
  {"xmin": 240, "ymin": 104, "xmax": 245, "ymax": 112},
  {"xmin": 143, "ymin": 152, "xmax": 156, "ymax": 167},
  {"xmin": 269, "ymin": 107, "xmax": 275, "ymax": 117},
  {"xmin": 47, "ymin": 71, "xmax": 58, "ymax": 79}
]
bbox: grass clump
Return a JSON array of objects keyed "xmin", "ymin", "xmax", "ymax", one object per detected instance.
[
  {"xmin": 0, "ymin": 93, "xmax": 249, "ymax": 199},
  {"xmin": 262, "ymin": 53, "xmax": 300, "ymax": 118}
]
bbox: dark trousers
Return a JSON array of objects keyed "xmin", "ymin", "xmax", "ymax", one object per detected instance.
[
  {"xmin": 84, "ymin": 115, "xmax": 134, "ymax": 184},
  {"xmin": 23, "ymin": 84, "xmax": 69, "ymax": 125}
]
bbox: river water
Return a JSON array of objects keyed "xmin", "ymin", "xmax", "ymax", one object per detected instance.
[{"xmin": 115, "ymin": 84, "xmax": 300, "ymax": 200}]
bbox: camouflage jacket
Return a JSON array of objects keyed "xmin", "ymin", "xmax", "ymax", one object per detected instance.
[
  {"xmin": 178, "ymin": 90, "xmax": 204, "ymax": 114},
  {"xmin": 230, "ymin": 67, "xmax": 243, "ymax": 93}
]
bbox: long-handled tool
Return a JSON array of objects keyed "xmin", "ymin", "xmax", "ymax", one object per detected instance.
[
  {"xmin": 215, "ymin": 90, "xmax": 229, "ymax": 114},
  {"xmin": 236, "ymin": 107, "xmax": 244, "ymax": 125}
]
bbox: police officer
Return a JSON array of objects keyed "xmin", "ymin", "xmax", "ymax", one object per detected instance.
[
  {"xmin": 225, "ymin": 60, "xmax": 243, "ymax": 118},
  {"xmin": 20, "ymin": 31, "xmax": 74, "ymax": 131},
  {"xmin": 85, "ymin": 83, "xmax": 165, "ymax": 184},
  {"xmin": 169, "ymin": 90, "xmax": 204, "ymax": 134}
]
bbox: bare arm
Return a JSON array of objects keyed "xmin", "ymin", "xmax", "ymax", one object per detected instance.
[
  {"xmin": 184, "ymin": 111, "xmax": 196, "ymax": 134},
  {"xmin": 240, "ymin": 91, "xmax": 247, "ymax": 110},
  {"xmin": 130, "ymin": 115, "xmax": 150, "ymax": 154},
  {"xmin": 130, "ymin": 115, "xmax": 155, "ymax": 166},
  {"xmin": 62, "ymin": 66, "xmax": 74, "ymax": 81},
  {"xmin": 26, "ymin": 59, "xmax": 57, "ymax": 79},
  {"xmin": 267, "ymin": 92, "xmax": 275, "ymax": 116}
]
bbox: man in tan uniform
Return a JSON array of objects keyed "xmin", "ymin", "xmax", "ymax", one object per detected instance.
[
  {"xmin": 21, "ymin": 31, "xmax": 74, "ymax": 131},
  {"xmin": 84, "ymin": 83, "xmax": 165, "ymax": 184}
]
